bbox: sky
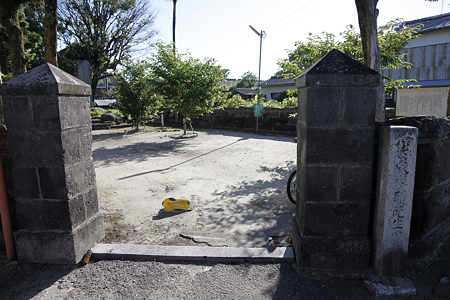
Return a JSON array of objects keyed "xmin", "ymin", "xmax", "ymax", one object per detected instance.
[{"xmin": 144, "ymin": 0, "xmax": 450, "ymax": 80}]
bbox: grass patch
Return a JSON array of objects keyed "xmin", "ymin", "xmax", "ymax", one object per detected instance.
[{"xmin": 104, "ymin": 212, "xmax": 123, "ymax": 224}]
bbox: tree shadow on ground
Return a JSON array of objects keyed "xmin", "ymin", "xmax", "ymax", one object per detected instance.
[
  {"xmin": 92, "ymin": 129, "xmax": 262, "ymax": 168},
  {"xmin": 183, "ymin": 163, "xmax": 296, "ymax": 247},
  {"xmin": 93, "ymin": 139, "xmax": 190, "ymax": 167}
]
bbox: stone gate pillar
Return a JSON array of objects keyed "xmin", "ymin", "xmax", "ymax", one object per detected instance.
[
  {"xmin": 292, "ymin": 49, "xmax": 380, "ymax": 271},
  {"xmin": 0, "ymin": 63, "xmax": 104, "ymax": 264}
]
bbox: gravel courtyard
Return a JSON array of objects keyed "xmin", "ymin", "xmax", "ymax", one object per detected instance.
[{"xmin": 92, "ymin": 127, "xmax": 297, "ymax": 248}]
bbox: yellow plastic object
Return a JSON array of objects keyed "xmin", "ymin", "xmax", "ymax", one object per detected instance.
[{"xmin": 162, "ymin": 198, "xmax": 190, "ymax": 212}]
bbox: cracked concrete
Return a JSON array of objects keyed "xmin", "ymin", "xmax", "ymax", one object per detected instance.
[{"xmin": 92, "ymin": 127, "xmax": 297, "ymax": 247}]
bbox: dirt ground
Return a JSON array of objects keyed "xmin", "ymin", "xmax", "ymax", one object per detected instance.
[{"xmin": 92, "ymin": 126, "xmax": 297, "ymax": 248}]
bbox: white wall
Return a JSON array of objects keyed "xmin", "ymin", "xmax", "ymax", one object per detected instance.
[{"xmin": 260, "ymin": 84, "xmax": 295, "ymax": 100}]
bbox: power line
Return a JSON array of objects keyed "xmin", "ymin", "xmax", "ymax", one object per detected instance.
[{"xmin": 265, "ymin": 0, "xmax": 316, "ymax": 31}]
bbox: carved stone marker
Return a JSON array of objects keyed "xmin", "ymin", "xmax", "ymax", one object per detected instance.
[
  {"xmin": 293, "ymin": 49, "xmax": 380, "ymax": 270},
  {"xmin": 373, "ymin": 125, "xmax": 418, "ymax": 277},
  {"xmin": 0, "ymin": 63, "xmax": 104, "ymax": 264}
]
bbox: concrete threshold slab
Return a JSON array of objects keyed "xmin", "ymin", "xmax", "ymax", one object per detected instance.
[{"xmin": 91, "ymin": 244, "xmax": 295, "ymax": 263}]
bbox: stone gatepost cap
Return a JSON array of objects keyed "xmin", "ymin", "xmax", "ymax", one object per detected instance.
[
  {"xmin": 0, "ymin": 63, "xmax": 91, "ymax": 96},
  {"xmin": 296, "ymin": 49, "xmax": 381, "ymax": 88}
]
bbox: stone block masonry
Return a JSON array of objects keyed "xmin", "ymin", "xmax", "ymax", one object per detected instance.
[
  {"xmin": 373, "ymin": 125, "xmax": 418, "ymax": 277},
  {"xmin": 162, "ymin": 107, "xmax": 297, "ymax": 135},
  {"xmin": 387, "ymin": 116, "xmax": 450, "ymax": 261},
  {"xmin": 0, "ymin": 63, "xmax": 104, "ymax": 264},
  {"xmin": 292, "ymin": 49, "xmax": 380, "ymax": 271}
]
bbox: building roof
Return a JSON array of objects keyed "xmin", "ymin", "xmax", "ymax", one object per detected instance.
[
  {"xmin": 233, "ymin": 88, "xmax": 257, "ymax": 95},
  {"xmin": 94, "ymin": 93, "xmax": 113, "ymax": 100},
  {"xmin": 400, "ymin": 12, "xmax": 450, "ymax": 33},
  {"xmin": 106, "ymin": 76, "xmax": 119, "ymax": 85},
  {"xmin": 400, "ymin": 79, "xmax": 450, "ymax": 87},
  {"xmin": 260, "ymin": 76, "xmax": 295, "ymax": 87}
]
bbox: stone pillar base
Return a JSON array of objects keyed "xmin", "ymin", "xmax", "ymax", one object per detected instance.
[
  {"xmin": 292, "ymin": 216, "xmax": 371, "ymax": 271},
  {"xmin": 14, "ymin": 213, "xmax": 104, "ymax": 264}
]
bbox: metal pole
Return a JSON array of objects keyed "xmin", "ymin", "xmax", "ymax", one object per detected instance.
[
  {"xmin": 249, "ymin": 25, "xmax": 265, "ymax": 134},
  {"xmin": 256, "ymin": 31, "xmax": 263, "ymax": 134}
]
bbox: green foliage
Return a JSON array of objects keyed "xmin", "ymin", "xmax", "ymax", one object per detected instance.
[
  {"xmin": 0, "ymin": 72, "xmax": 14, "ymax": 82},
  {"xmin": 277, "ymin": 19, "xmax": 422, "ymax": 83},
  {"xmin": 275, "ymin": 89, "xmax": 298, "ymax": 102},
  {"xmin": 91, "ymin": 108, "xmax": 103, "ymax": 118},
  {"xmin": 111, "ymin": 58, "xmax": 161, "ymax": 130},
  {"xmin": 0, "ymin": 0, "xmax": 44, "ymax": 76},
  {"xmin": 22, "ymin": 1, "xmax": 44, "ymax": 69},
  {"xmin": 104, "ymin": 108, "xmax": 123, "ymax": 117},
  {"xmin": 150, "ymin": 42, "xmax": 229, "ymax": 120},
  {"xmin": 280, "ymin": 97, "xmax": 297, "ymax": 107},
  {"xmin": 90, "ymin": 107, "xmax": 124, "ymax": 119},
  {"xmin": 235, "ymin": 71, "xmax": 258, "ymax": 88},
  {"xmin": 219, "ymin": 94, "xmax": 251, "ymax": 108},
  {"xmin": 218, "ymin": 94, "xmax": 296, "ymax": 109}
]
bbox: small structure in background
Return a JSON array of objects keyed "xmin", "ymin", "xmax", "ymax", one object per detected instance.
[
  {"xmin": 260, "ymin": 76, "xmax": 295, "ymax": 101},
  {"xmin": 231, "ymin": 88, "xmax": 257, "ymax": 100},
  {"xmin": 384, "ymin": 13, "xmax": 450, "ymax": 118},
  {"xmin": 95, "ymin": 75, "xmax": 118, "ymax": 107}
]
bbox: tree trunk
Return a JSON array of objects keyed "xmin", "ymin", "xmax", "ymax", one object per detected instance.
[
  {"xmin": 91, "ymin": 75, "xmax": 99, "ymax": 107},
  {"xmin": 355, "ymin": 0, "xmax": 385, "ymax": 122},
  {"xmin": 9, "ymin": 26, "xmax": 27, "ymax": 76},
  {"xmin": 172, "ymin": 0, "xmax": 177, "ymax": 46},
  {"xmin": 1, "ymin": 2, "xmax": 29, "ymax": 77},
  {"xmin": 44, "ymin": 0, "xmax": 58, "ymax": 67},
  {"xmin": 0, "ymin": 33, "xmax": 10, "ymax": 75}
]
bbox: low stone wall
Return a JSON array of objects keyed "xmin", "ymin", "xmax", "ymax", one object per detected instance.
[
  {"xmin": 387, "ymin": 116, "xmax": 450, "ymax": 258},
  {"xmin": 162, "ymin": 107, "xmax": 297, "ymax": 136}
]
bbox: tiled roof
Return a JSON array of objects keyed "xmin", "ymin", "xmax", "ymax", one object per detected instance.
[
  {"xmin": 260, "ymin": 76, "xmax": 295, "ymax": 87},
  {"xmin": 401, "ymin": 12, "xmax": 450, "ymax": 33},
  {"xmin": 233, "ymin": 88, "xmax": 257, "ymax": 95},
  {"xmin": 106, "ymin": 76, "xmax": 119, "ymax": 85},
  {"xmin": 95, "ymin": 93, "xmax": 115, "ymax": 100}
]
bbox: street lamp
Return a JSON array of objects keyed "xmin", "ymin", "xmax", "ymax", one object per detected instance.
[{"xmin": 249, "ymin": 25, "xmax": 266, "ymax": 134}]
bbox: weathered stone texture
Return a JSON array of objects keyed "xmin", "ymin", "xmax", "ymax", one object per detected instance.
[
  {"xmin": 0, "ymin": 63, "xmax": 104, "ymax": 264},
  {"xmin": 387, "ymin": 116, "xmax": 450, "ymax": 258},
  {"xmin": 372, "ymin": 125, "xmax": 418, "ymax": 277},
  {"xmin": 292, "ymin": 49, "xmax": 379, "ymax": 271}
]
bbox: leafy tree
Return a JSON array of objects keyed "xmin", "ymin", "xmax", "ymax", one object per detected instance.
[
  {"xmin": 151, "ymin": 42, "xmax": 228, "ymax": 134},
  {"xmin": 111, "ymin": 58, "xmax": 161, "ymax": 130},
  {"xmin": 23, "ymin": 1, "xmax": 45, "ymax": 69},
  {"xmin": 58, "ymin": 0, "xmax": 157, "ymax": 106},
  {"xmin": 277, "ymin": 20, "xmax": 421, "ymax": 96},
  {"xmin": 235, "ymin": 71, "xmax": 258, "ymax": 88}
]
